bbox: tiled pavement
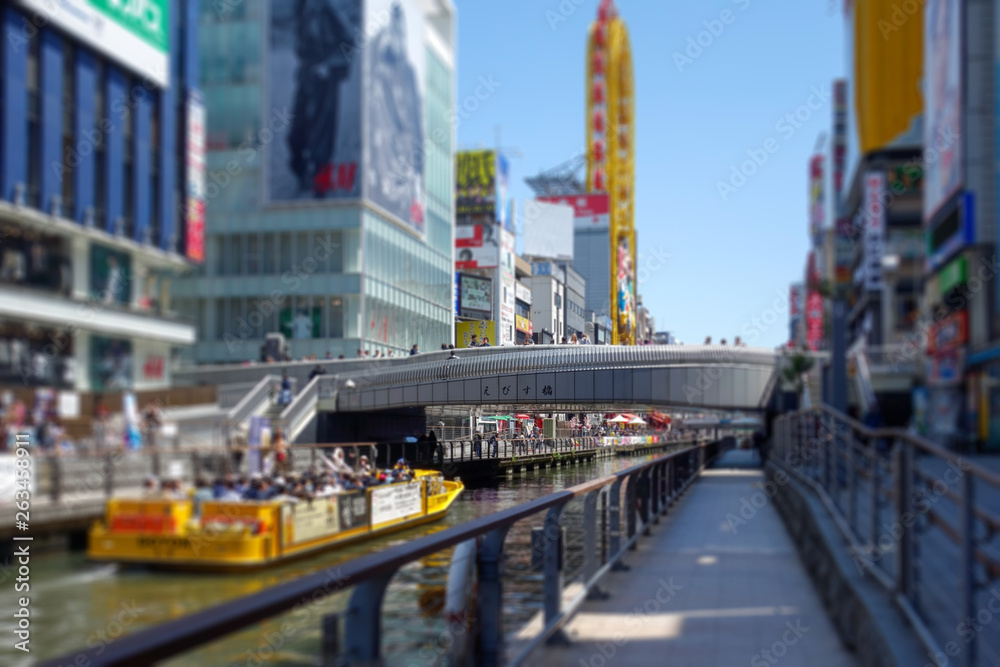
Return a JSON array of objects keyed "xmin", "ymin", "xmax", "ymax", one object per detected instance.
[{"xmin": 524, "ymin": 450, "xmax": 858, "ymax": 666}]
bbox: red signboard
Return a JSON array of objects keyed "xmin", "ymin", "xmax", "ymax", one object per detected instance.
[
  {"xmin": 143, "ymin": 356, "xmax": 165, "ymax": 380},
  {"xmin": 538, "ymin": 194, "xmax": 610, "ymax": 230},
  {"xmin": 455, "ymin": 225, "xmax": 483, "ymax": 248},
  {"xmin": 806, "ymin": 291, "xmax": 824, "ymax": 351},
  {"xmin": 928, "ymin": 310, "xmax": 968, "ymax": 353}
]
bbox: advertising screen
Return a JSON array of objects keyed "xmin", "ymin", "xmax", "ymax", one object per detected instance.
[
  {"xmin": 90, "ymin": 336, "xmax": 133, "ymax": 391},
  {"xmin": 805, "ymin": 291, "xmax": 824, "ymax": 351},
  {"xmin": 16, "ymin": 1, "xmax": 170, "ymax": 86},
  {"xmin": 458, "ymin": 274, "xmax": 492, "ymax": 316},
  {"xmin": 456, "ymin": 150, "xmax": 497, "ymax": 218},
  {"xmin": 364, "ymin": 0, "xmax": 426, "ymax": 234},
  {"xmin": 90, "ymin": 245, "xmax": 131, "ymax": 305},
  {"xmin": 616, "ymin": 236, "xmax": 635, "ymax": 340},
  {"xmin": 267, "ymin": 0, "xmax": 362, "ymax": 203},
  {"xmin": 185, "ymin": 91, "xmax": 206, "ymax": 263},
  {"xmin": 538, "ymin": 194, "xmax": 610, "ymax": 230},
  {"xmin": 280, "ymin": 306, "xmax": 321, "ymax": 340},
  {"xmin": 924, "ymin": 0, "xmax": 962, "ymax": 222}
]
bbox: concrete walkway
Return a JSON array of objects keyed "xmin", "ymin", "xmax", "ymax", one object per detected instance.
[{"xmin": 523, "ymin": 450, "xmax": 858, "ymax": 667}]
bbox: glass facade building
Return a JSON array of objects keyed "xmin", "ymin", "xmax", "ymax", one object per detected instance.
[{"xmin": 177, "ymin": 0, "xmax": 455, "ymax": 362}]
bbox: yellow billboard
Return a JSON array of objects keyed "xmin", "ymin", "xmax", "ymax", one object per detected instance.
[
  {"xmin": 456, "ymin": 320, "xmax": 497, "ymax": 348},
  {"xmin": 852, "ymin": 0, "xmax": 924, "ymax": 156}
]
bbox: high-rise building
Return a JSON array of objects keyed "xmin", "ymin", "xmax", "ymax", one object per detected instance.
[
  {"xmin": 177, "ymin": 0, "xmax": 456, "ymax": 362},
  {"xmin": 0, "ymin": 0, "xmax": 200, "ymax": 393}
]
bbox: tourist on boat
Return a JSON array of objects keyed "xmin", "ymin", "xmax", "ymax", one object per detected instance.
[
  {"xmin": 192, "ymin": 478, "xmax": 213, "ymax": 516},
  {"xmin": 273, "ymin": 429, "xmax": 289, "ymax": 474},
  {"xmin": 358, "ymin": 455, "xmax": 373, "ymax": 475},
  {"xmin": 141, "ymin": 475, "xmax": 159, "ymax": 497}
]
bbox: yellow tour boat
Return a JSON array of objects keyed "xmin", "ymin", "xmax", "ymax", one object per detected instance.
[{"xmin": 87, "ymin": 469, "xmax": 464, "ymax": 571}]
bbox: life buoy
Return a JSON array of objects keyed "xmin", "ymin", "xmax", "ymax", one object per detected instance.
[{"xmin": 445, "ymin": 538, "xmax": 478, "ymax": 666}]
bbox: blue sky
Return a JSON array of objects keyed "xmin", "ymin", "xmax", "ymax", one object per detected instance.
[{"xmin": 453, "ymin": 0, "xmax": 845, "ymax": 348}]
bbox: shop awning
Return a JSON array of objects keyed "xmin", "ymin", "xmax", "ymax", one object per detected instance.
[{"xmin": 515, "ymin": 414, "xmax": 531, "ymax": 420}]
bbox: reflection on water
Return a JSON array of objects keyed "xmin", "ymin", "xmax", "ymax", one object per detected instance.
[{"xmin": 13, "ymin": 453, "xmax": 661, "ymax": 666}]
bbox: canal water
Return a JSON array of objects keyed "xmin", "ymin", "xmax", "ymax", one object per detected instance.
[{"xmin": 9, "ymin": 451, "xmax": 665, "ymax": 666}]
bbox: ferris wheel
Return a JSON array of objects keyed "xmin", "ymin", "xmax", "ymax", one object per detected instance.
[{"xmin": 586, "ymin": 0, "xmax": 635, "ymax": 345}]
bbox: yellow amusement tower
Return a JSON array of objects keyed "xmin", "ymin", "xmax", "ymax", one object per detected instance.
[{"xmin": 587, "ymin": 0, "xmax": 636, "ymax": 345}]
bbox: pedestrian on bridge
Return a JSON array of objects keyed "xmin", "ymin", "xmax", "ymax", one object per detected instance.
[
  {"xmin": 474, "ymin": 431, "xmax": 483, "ymax": 458},
  {"xmin": 489, "ymin": 432, "xmax": 498, "ymax": 457}
]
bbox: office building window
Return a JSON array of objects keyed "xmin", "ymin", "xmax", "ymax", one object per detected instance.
[
  {"xmin": 262, "ymin": 232, "xmax": 276, "ymax": 274},
  {"xmin": 26, "ymin": 33, "xmax": 40, "ymax": 208},
  {"xmin": 93, "ymin": 60, "xmax": 105, "ymax": 226},
  {"xmin": 149, "ymin": 93, "xmax": 160, "ymax": 244},
  {"xmin": 122, "ymin": 76, "xmax": 133, "ymax": 237},
  {"xmin": 61, "ymin": 42, "xmax": 75, "ymax": 216},
  {"xmin": 246, "ymin": 233, "xmax": 259, "ymax": 274}
]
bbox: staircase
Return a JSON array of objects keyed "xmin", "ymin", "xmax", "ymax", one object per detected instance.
[{"xmin": 261, "ymin": 399, "xmax": 286, "ymax": 433}]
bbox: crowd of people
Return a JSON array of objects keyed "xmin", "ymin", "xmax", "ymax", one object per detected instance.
[{"xmin": 140, "ymin": 452, "xmax": 416, "ymax": 511}]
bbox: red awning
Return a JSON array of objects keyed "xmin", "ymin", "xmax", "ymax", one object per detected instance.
[
  {"xmin": 516, "ymin": 414, "xmax": 531, "ymax": 420},
  {"xmin": 620, "ymin": 413, "xmax": 638, "ymax": 420}
]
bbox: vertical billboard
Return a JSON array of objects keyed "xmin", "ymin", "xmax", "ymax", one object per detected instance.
[
  {"xmin": 809, "ymin": 155, "xmax": 825, "ymax": 242},
  {"xmin": 499, "ymin": 228, "xmax": 516, "ymax": 345},
  {"xmin": 363, "ymin": 0, "xmax": 426, "ymax": 234},
  {"xmin": 538, "ymin": 194, "xmax": 610, "ymax": 230},
  {"xmin": 832, "ymin": 79, "xmax": 847, "ymax": 202},
  {"xmin": 185, "ymin": 91, "xmax": 206, "ymax": 263},
  {"xmin": 863, "ymin": 171, "xmax": 886, "ymax": 291},
  {"xmin": 924, "ymin": 0, "xmax": 962, "ymax": 223},
  {"xmin": 497, "ymin": 154, "xmax": 512, "ymax": 231},
  {"xmin": 805, "ymin": 291, "xmax": 824, "ymax": 351},
  {"xmin": 616, "ymin": 236, "xmax": 635, "ymax": 341},
  {"xmin": 789, "ymin": 283, "xmax": 804, "ymax": 346},
  {"xmin": 267, "ymin": 0, "xmax": 362, "ymax": 203},
  {"xmin": 456, "ymin": 150, "xmax": 497, "ymax": 218},
  {"xmin": 15, "ymin": 1, "xmax": 170, "ymax": 86}
]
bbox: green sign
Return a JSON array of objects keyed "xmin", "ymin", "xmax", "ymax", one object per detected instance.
[
  {"xmin": 939, "ymin": 256, "xmax": 968, "ymax": 294},
  {"xmin": 93, "ymin": 0, "xmax": 169, "ymax": 52}
]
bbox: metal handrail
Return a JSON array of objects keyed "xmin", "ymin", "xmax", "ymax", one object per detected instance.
[
  {"xmin": 773, "ymin": 405, "xmax": 1000, "ymax": 667},
  {"xmin": 277, "ymin": 375, "xmax": 321, "ymax": 440},
  {"xmin": 225, "ymin": 374, "xmax": 279, "ymax": 425},
  {"xmin": 38, "ymin": 440, "xmax": 725, "ymax": 667}
]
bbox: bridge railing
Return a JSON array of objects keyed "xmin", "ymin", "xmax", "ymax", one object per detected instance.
[
  {"xmin": 38, "ymin": 439, "xmax": 727, "ymax": 667},
  {"xmin": 316, "ymin": 344, "xmax": 778, "ymax": 394},
  {"xmin": 773, "ymin": 406, "xmax": 1000, "ymax": 667}
]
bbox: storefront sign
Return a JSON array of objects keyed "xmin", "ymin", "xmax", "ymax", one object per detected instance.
[
  {"xmin": 515, "ymin": 282, "xmax": 532, "ymax": 305},
  {"xmin": 143, "ymin": 356, "xmax": 165, "ymax": 380},
  {"xmin": 927, "ymin": 193, "xmax": 975, "ymax": 272},
  {"xmin": 805, "ymin": 291, "xmax": 824, "ymax": 351},
  {"xmin": 515, "ymin": 315, "xmax": 531, "ymax": 333},
  {"xmin": 929, "ymin": 310, "xmax": 968, "ymax": 352},
  {"xmin": 863, "ymin": 172, "xmax": 886, "ymax": 291},
  {"xmin": 929, "ymin": 348, "xmax": 965, "ymax": 387},
  {"xmin": 370, "ymin": 482, "xmax": 422, "ymax": 526},
  {"xmin": 938, "ymin": 255, "xmax": 968, "ymax": 294}
]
